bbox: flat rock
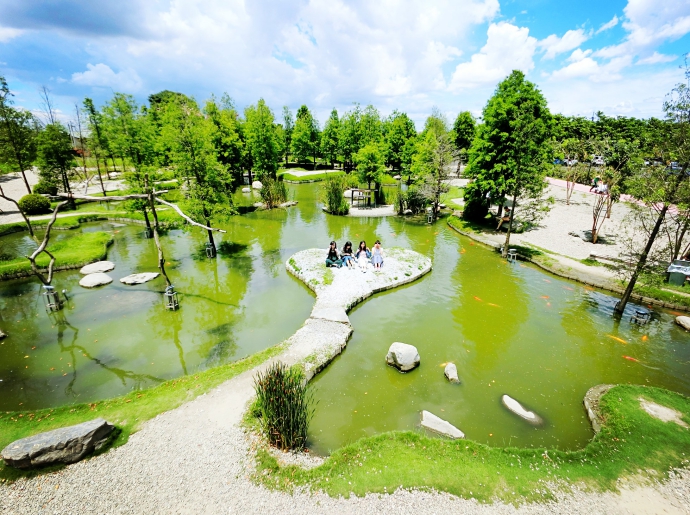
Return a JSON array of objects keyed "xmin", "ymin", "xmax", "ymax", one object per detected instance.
[
  {"xmin": 79, "ymin": 261, "xmax": 115, "ymax": 274},
  {"xmin": 403, "ymin": 209, "xmax": 413, "ymax": 215},
  {"xmin": 386, "ymin": 342, "xmax": 420, "ymax": 372},
  {"xmin": 241, "ymin": 187, "xmax": 251, "ymax": 193},
  {"xmin": 252, "ymin": 180, "xmax": 263, "ymax": 190},
  {"xmin": 502, "ymin": 395, "xmax": 543, "ymax": 425},
  {"xmin": 675, "ymin": 316, "xmax": 690, "ymax": 331},
  {"xmin": 79, "ymin": 273, "xmax": 113, "ymax": 288},
  {"xmin": 0, "ymin": 329, "xmax": 6, "ymax": 339},
  {"xmin": 119, "ymin": 272, "xmax": 160, "ymax": 285},
  {"xmin": 420, "ymin": 410, "xmax": 464, "ymax": 439},
  {"xmin": 444, "ymin": 363, "xmax": 460, "ymax": 383},
  {"xmin": 1, "ymin": 418, "xmax": 115, "ymax": 470}
]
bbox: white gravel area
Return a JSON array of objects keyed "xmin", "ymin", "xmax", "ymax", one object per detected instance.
[
  {"xmin": 0, "ymin": 170, "xmax": 38, "ymax": 223},
  {"xmin": 2, "ymin": 247, "xmax": 689, "ymax": 514}
]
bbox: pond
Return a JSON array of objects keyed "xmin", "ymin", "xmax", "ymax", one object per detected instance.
[{"xmin": 0, "ymin": 183, "xmax": 689, "ymax": 456}]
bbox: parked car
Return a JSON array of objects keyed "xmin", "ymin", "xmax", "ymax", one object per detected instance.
[
  {"xmin": 564, "ymin": 158, "xmax": 578, "ymax": 166},
  {"xmin": 592, "ymin": 155, "xmax": 605, "ymax": 166}
]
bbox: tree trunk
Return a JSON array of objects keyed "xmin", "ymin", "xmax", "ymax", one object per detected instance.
[
  {"xmin": 142, "ymin": 206, "xmax": 152, "ymax": 232},
  {"xmin": 20, "ymin": 170, "xmax": 31, "ymax": 194},
  {"xmin": 673, "ymin": 217, "xmax": 690, "ymax": 260},
  {"xmin": 614, "ymin": 204, "xmax": 669, "ymax": 315},
  {"xmin": 206, "ymin": 218, "xmax": 216, "ymax": 256},
  {"xmin": 502, "ymin": 193, "xmax": 518, "ymax": 258},
  {"xmin": 95, "ymin": 155, "xmax": 107, "ymax": 196},
  {"xmin": 108, "ymin": 156, "xmax": 116, "ymax": 179},
  {"xmin": 145, "ymin": 176, "xmax": 171, "ymax": 287}
]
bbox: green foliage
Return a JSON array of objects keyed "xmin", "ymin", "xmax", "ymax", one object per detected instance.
[
  {"xmin": 383, "ymin": 110, "xmax": 417, "ymax": 171},
  {"xmin": 291, "ymin": 105, "xmax": 319, "ymax": 165},
  {"xmin": 35, "ymin": 123, "xmax": 75, "ymax": 191},
  {"xmin": 321, "ymin": 109, "xmax": 340, "ymax": 166},
  {"xmin": 395, "ymin": 185, "xmax": 427, "ymax": 214},
  {"xmin": 280, "ymin": 171, "xmax": 345, "ymax": 182},
  {"xmin": 354, "ymin": 142, "xmax": 385, "ymax": 187},
  {"xmin": 31, "ymin": 181, "xmax": 58, "ymax": 196},
  {"xmin": 204, "ymin": 94, "xmax": 246, "ymax": 184},
  {"xmin": 338, "ymin": 105, "xmax": 362, "ymax": 168},
  {"xmin": 0, "ymin": 343, "xmax": 285, "ymax": 482},
  {"xmin": 0, "ymin": 77, "xmax": 39, "ymax": 186},
  {"xmin": 322, "ymin": 175, "xmax": 350, "ymax": 215},
  {"xmin": 253, "ymin": 362, "xmax": 314, "ymax": 451},
  {"xmin": 17, "ymin": 193, "xmax": 50, "ymax": 214},
  {"xmin": 244, "ymin": 99, "xmax": 279, "ymax": 179},
  {"xmin": 259, "ymin": 177, "xmax": 288, "ymax": 208},
  {"xmin": 451, "ymin": 111, "xmax": 476, "ymax": 151}
]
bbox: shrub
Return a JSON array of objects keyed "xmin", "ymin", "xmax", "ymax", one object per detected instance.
[
  {"xmin": 396, "ymin": 186, "xmax": 427, "ymax": 214},
  {"xmin": 32, "ymin": 181, "xmax": 58, "ymax": 196},
  {"xmin": 259, "ymin": 177, "xmax": 288, "ymax": 208},
  {"xmin": 322, "ymin": 176, "xmax": 350, "ymax": 215},
  {"xmin": 253, "ymin": 362, "xmax": 314, "ymax": 451},
  {"xmin": 17, "ymin": 193, "xmax": 51, "ymax": 215}
]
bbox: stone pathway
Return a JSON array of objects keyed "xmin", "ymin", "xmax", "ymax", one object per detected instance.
[{"xmin": 1, "ymin": 249, "xmax": 689, "ymax": 514}]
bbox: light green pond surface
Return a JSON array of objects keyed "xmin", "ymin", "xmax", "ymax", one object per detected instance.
[{"xmin": 1, "ymin": 184, "xmax": 689, "ymax": 456}]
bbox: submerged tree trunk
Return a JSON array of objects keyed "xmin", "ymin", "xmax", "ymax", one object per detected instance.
[
  {"xmin": 142, "ymin": 205, "xmax": 152, "ymax": 232},
  {"xmin": 145, "ymin": 176, "xmax": 171, "ymax": 287},
  {"xmin": 615, "ymin": 204, "xmax": 669, "ymax": 315},
  {"xmin": 502, "ymin": 192, "xmax": 518, "ymax": 258}
]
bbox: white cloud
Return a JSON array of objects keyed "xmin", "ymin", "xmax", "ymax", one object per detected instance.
[
  {"xmin": 539, "ymin": 29, "xmax": 589, "ymax": 60},
  {"xmin": 71, "ymin": 63, "xmax": 142, "ymax": 91},
  {"xmin": 552, "ymin": 55, "xmax": 633, "ymax": 82},
  {"xmin": 0, "ymin": 26, "xmax": 23, "ymax": 42},
  {"xmin": 636, "ymin": 51, "xmax": 678, "ymax": 65},
  {"xmin": 596, "ymin": 15, "xmax": 619, "ymax": 34},
  {"xmin": 448, "ymin": 22, "xmax": 537, "ymax": 92},
  {"xmin": 568, "ymin": 48, "xmax": 592, "ymax": 62}
]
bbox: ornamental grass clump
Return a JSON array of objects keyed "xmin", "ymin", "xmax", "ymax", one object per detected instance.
[
  {"xmin": 259, "ymin": 178, "xmax": 288, "ymax": 209},
  {"xmin": 322, "ymin": 175, "xmax": 350, "ymax": 215},
  {"xmin": 253, "ymin": 362, "xmax": 315, "ymax": 451}
]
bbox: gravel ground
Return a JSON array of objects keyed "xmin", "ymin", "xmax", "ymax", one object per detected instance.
[{"xmin": 0, "ymin": 171, "xmax": 39, "ymax": 224}]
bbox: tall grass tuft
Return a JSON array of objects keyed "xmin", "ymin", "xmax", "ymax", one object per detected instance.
[
  {"xmin": 322, "ymin": 175, "xmax": 350, "ymax": 215},
  {"xmin": 260, "ymin": 177, "xmax": 288, "ymax": 209},
  {"xmin": 253, "ymin": 362, "xmax": 315, "ymax": 451}
]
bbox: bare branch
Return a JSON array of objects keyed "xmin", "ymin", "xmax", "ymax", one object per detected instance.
[
  {"xmin": 0, "ymin": 184, "xmax": 35, "ymax": 239},
  {"xmin": 26, "ymin": 200, "xmax": 68, "ymax": 284},
  {"xmin": 56, "ymin": 192, "xmax": 159, "ymax": 201},
  {"xmin": 154, "ymin": 197, "xmax": 227, "ymax": 233}
]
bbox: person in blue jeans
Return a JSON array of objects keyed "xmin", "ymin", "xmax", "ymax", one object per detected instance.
[
  {"xmin": 325, "ymin": 241, "xmax": 342, "ymax": 268},
  {"xmin": 341, "ymin": 241, "xmax": 355, "ymax": 268}
]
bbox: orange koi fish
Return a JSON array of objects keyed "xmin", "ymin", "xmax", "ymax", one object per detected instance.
[
  {"xmin": 622, "ymin": 355, "xmax": 639, "ymax": 362},
  {"xmin": 607, "ymin": 335, "xmax": 628, "ymax": 344},
  {"xmin": 474, "ymin": 296, "xmax": 483, "ymax": 302},
  {"xmin": 641, "ymin": 335, "xmax": 648, "ymax": 342},
  {"xmin": 563, "ymin": 286, "xmax": 574, "ymax": 291},
  {"xmin": 543, "ymin": 279, "xmax": 551, "ymax": 283},
  {"xmin": 670, "ymin": 311, "xmax": 685, "ymax": 316},
  {"xmin": 584, "ymin": 286, "xmax": 594, "ymax": 291},
  {"xmin": 487, "ymin": 302, "xmax": 500, "ymax": 308},
  {"xmin": 541, "ymin": 295, "xmax": 550, "ymax": 299},
  {"xmin": 546, "ymin": 302, "xmax": 551, "ymax": 306},
  {"xmin": 460, "ymin": 248, "xmax": 466, "ymax": 254},
  {"xmin": 470, "ymin": 242, "xmax": 475, "ymax": 246}
]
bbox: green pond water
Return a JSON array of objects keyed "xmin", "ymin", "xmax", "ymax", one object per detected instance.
[{"xmin": 1, "ymin": 183, "xmax": 689, "ymax": 456}]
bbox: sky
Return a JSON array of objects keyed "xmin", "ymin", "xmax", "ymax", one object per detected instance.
[{"xmin": 1, "ymin": 0, "xmax": 690, "ymax": 128}]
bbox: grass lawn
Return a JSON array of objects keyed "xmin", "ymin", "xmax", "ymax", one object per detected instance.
[
  {"xmin": 0, "ymin": 231, "xmax": 114, "ymax": 279},
  {"xmin": 280, "ymin": 171, "xmax": 345, "ymax": 182},
  {"xmin": 0, "ymin": 343, "xmax": 285, "ymax": 482},
  {"xmin": 252, "ymin": 385, "xmax": 690, "ymax": 504}
]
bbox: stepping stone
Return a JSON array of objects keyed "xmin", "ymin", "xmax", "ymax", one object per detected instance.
[
  {"xmin": 242, "ymin": 187, "xmax": 251, "ymax": 193},
  {"xmin": 675, "ymin": 316, "xmax": 690, "ymax": 331},
  {"xmin": 120, "ymin": 272, "xmax": 160, "ymax": 285},
  {"xmin": 501, "ymin": 395, "xmax": 543, "ymax": 425},
  {"xmin": 79, "ymin": 273, "xmax": 113, "ymax": 288},
  {"xmin": 1, "ymin": 418, "xmax": 115, "ymax": 470},
  {"xmin": 386, "ymin": 342, "xmax": 420, "ymax": 372},
  {"xmin": 420, "ymin": 410, "xmax": 464, "ymax": 439},
  {"xmin": 444, "ymin": 363, "xmax": 460, "ymax": 383},
  {"xmin": 252, "ymin": 180, "xmax": 263, "ymax": 190},
  {"xmin": 79, "ymin": 261, "xmax": 115, "ymax": 274}
]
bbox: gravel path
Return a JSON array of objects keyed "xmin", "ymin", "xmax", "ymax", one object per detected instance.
[
  {"xmin": 2, "ymin": 242, "xmax": 689, "ymax": 515},
  {"xmin": 0, "ymin": 171, "xmax": 38, "ymax": 224}
]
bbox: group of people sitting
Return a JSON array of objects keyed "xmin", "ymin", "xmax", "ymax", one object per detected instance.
[{"xmin": 326, "ymin": 240, "xmax": 384, "ymax": 272}]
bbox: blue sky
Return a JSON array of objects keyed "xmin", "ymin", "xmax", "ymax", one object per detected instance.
[{"xmin": 1, "ymin": 0, "xmax": 689, "ymax": 128}]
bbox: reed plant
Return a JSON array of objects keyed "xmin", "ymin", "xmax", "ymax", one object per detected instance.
[
  {"xmin": 322, "ymin": 175, "xmax": 350, "ymax": 215},
  {"xmin": 259, "ymin": 177, "xmax": 288, "ymax": 208},
  {"xmin": 253, "ymin": 362, "xmax": 315, "ymax": 451}
]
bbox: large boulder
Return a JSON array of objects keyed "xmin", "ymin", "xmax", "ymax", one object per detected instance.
[
  {"xmin": 120, "ymin": 272, "xmax": 160, "ymax": 285},
  {"xmin": 501, "ymin": 395, "xmax": 543, "ymax": 425},
  {"xmin": 386, "ymin": 342, "xmax": 420, "ymax": 372},
  {"xmin": 241, "ymin": 187, "xmax": 251, "ymax": 193},
  {"xmin": 420, "ymin": 410, "xmax": 464, "ymax": 439},
  {"xmin": 252, "ymin": 180, "xmax": 263, "ymax": 190},
  {"xmin": 444, "ymin": 363, "xmax": 460, "ymax": 383},
  {"xmin": 1, "ymin": 418, "xmax": 115, "ymax": 470},
  {"xmin": 79, "ymin": 261, "xmax": 115, "ymax": 274},
  {"xmin": 79, "ymin": 273, "xmax": 113, "ymax": 288},
  {"xmin": 675, "ymin": 316, "xmax": 690, "ymax": 331}
]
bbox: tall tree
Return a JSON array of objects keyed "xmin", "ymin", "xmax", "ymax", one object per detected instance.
[
  {"xmin": 383, "ymin": 110, "xmax": 417, "ymax": 171},
  {"xmin": 244, "ymin": 99, "xmax": 279, "ymax": 180},
  {"xmin": 360, "ymin": 105, "xmax": 383, "ymax": 147},
  {"xmin": 282, "ymin": 106, "xmax": 294, "ymax": 165},
  {"xmin": 464, "ymin": 70, "xmax": 552, "ymax": 257},
  {"xmin": 411, "ymin": 130, "xmax": 453, "ymax": 221},
  {"xmin": 160, "ymin": 99, "xmax": 235, "ymax": 254},
  {"xmin": 75, "ymin": 103, "xmax": 106, "ymax": 196},
  {"xmin": 321, "ymin": 108, "xmax": 340, "ymax": 167},
  {"xmin": 83, "ymin": 97, "xmax": 114, "ymax": 181},
  {"xmin": 35, "ymin": 123, "xmax": 76, "ymax": 199},
  {"xmin": 204, "ymin": 94, "xmax": 246, "ymax": 185},
  {"xmin": 0, "ymin": 77, "xmax": 38, "ymax": 193},
  {"xmin": 354, "ymin": 142, "xmax": 385, "ymax": 195},
  {"xmin": 615, "ymin": 70, "xmax": 690, "ymax": 314},
  {"xmin": 339, "ymin": 104, "xmax": 362, "ymax": 172},
  {"xmin": 452, "ymin": 111, "xmax": 476, "ymax": 152},
  {"xmin": 291, "ymin": 105, "xmax": 317, "ymax": 165}
]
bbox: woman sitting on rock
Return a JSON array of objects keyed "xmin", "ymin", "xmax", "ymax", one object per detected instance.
[
  {"xmin": 371, "ymin": 240, "xmax": 384, "ymax": 269},
  {"xmin": 354, "ymin": 240, "xmax": 371, "ymax": 272},
  {"xmin": 341, "ymin": 241, "xmax": 355, "ymax": 268},
  {"xmin": 325, "ymin": 241, "xmax": 342, "ymax": 268}
]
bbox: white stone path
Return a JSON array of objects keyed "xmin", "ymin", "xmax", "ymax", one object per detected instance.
[{"xmin": 1, "ymin": 248, "xmax": 688, "ymax": 514}]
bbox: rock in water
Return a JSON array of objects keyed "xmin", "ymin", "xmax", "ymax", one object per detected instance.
[
  {"xmin": 0, "ymin": 329, "xmax": 6, "ymax": 339},
  {"xmin": 79, "ymin": 273, "xmax": 113, "ymax": 288},
  {"xmin": 79, "ymin": 261, "xmax": 115, "ymax": 274},
  {"xmin": 444, "ymin": 363, "xmax": 460, "ymax": 383},
  {"xmin": 1, "ymin": 418, "xmax": 115, "ymax": 470},
  {"xmin": 420, "ymin": 410, "xmax": 464, "ymax": 439},
  {"xmin": 675, "ymin": 316, "xmax": 690, "ymax": 331},
  {"xmin": 120, "ymin": 272, "xmax": 160, "ymax": 285},
  {"xmin": 386, "ymin": 342, "xmax": 420, "ymax": 372},
  {"xmin": 241, "ymin": 187, "xmax": 251, "ymax": 193},
  {"xmin": 501, "ymin": 395, "xmax": 543, "ymax": 425},
  {"xmin": 252, "ymin": 180, "xmax": 263, "ymax": 190}
]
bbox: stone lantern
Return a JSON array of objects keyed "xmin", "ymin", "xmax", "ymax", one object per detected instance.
[{"xmin": 164, "ymin": 284, "xmax": 179, "ymax": 310}]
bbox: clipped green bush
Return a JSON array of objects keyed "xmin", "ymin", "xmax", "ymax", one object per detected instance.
[
  {"xmin": 17, "ymin": 193, "xmax": 51, "ymax": 215},
  {"xmin": 322, "ymin": 175, "xmax": 350, "ymax": 215},
  {"xmin": 32, "ymin": 181, "xmax": 58, "ymax": 196},
  {"xmin": 253, "ymin": 362, "xmax": 314, "ymax": 451}
]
